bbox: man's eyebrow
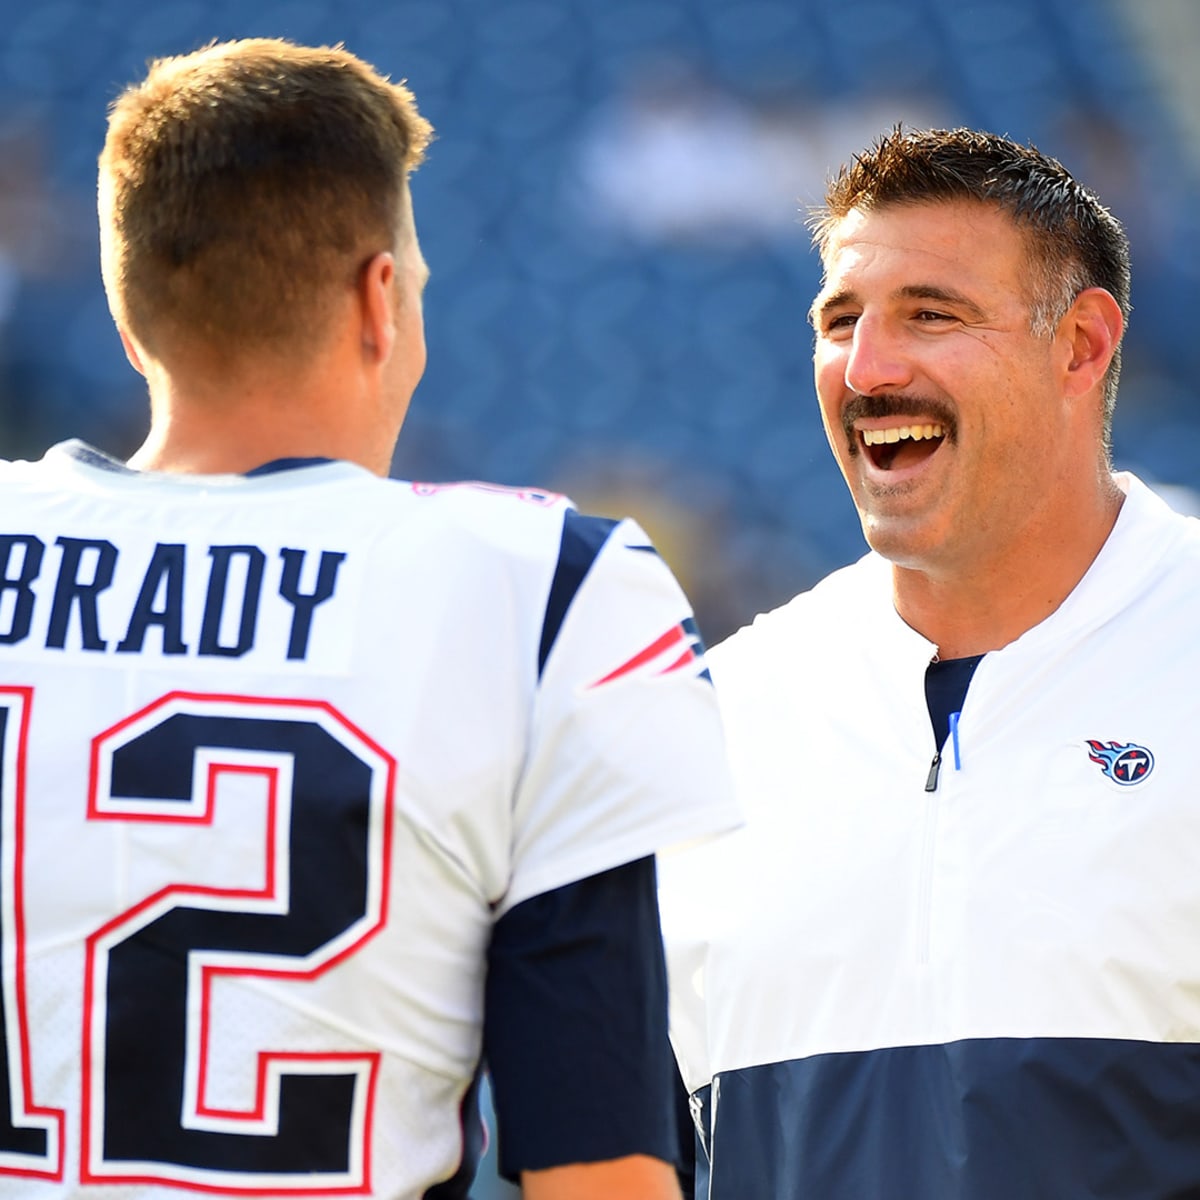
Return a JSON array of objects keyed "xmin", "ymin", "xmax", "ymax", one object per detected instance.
[
  {"xmin": 898, "ymin": 284, "xmax": 988, "ymax": 320},
  {"xmin": 808, "ymin": 287, "xmax": 854, "ymax": 328},
  {"xmin": 809, "ymin": 283, "xmax": 989, "ymax": 327}
]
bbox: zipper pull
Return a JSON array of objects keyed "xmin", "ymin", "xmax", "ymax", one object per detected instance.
[{"xmin": 925, "ymin": 750, "xmax": 942, "ymax": 792}]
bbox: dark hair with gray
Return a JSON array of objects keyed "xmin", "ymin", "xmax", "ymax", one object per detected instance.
[{"xmin": 810, "ymin": 127, "xmax": 1131, "ymax": 436}]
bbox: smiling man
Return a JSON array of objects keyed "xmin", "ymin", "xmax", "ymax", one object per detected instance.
[{"xmin": 659, "ymin": 127, "xmax": 1200, "ymax": 1198}]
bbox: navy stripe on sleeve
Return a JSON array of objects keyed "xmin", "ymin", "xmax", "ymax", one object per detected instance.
[
  {"xmin": 537, "ymin": 511, "xmax": 618, "ymax": 679},
  {"xmin": 483, "ymin": 857, "xmax": 677, "ymax": 1180}
]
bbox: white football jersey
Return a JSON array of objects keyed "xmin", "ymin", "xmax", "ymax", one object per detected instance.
[{"xmin": 0, "ymin": 441, "xmax": 738, "ymax": 1198}]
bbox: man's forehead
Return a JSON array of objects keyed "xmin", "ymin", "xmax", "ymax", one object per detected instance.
[
  {"xmin": 819, "ymin": 202, "xmax": 1027, "ymax": 288},
  {"xmin": 821, "ymin": 199, "xmax": 1022, "ymax": 258}
]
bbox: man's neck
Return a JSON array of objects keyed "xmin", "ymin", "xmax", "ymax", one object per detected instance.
[
  {"xmin": 126, "ymin": 418, "xmax": 390, "ymax": 478},
  {"xmin": 129, "ymin": 364, "xmax": 396, "ymax": 479},
  {"xmin": 892, "ymin": 480, "xmax": 1126, "ymax": 659},
  {"xmin": 125, "ymin": 315, "xmax": 404, "ymax": 479}
]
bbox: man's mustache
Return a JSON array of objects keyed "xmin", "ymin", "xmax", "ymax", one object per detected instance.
[{"xmin": 841, "ymin": 393, "xmax": 958, "ymax": 444}]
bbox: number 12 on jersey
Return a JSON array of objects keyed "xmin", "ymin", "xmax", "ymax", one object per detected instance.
[{"xmin": 0, "ymin": 686, "xmax": 396, "ymax": 1194}]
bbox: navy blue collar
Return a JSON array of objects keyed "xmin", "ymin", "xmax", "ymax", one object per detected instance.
[
  {"xmin": 244, "ymin": 457, "xmax": 337, "ymax": 477},
  {"xmin": 925, "ymin": 655, "xmax": 984, "ymax": 750}
]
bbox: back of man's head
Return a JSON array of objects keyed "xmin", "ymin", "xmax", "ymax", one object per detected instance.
[{"xmin": 99, "ymin": 38, "xmax": 434, "ymax": 367}]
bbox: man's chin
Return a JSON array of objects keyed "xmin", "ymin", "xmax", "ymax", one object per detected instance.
[{"xmin": 859, "ymin": 513, "xmax": 946, "ymax": 570}]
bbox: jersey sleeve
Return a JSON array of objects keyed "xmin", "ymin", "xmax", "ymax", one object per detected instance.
[
  {"xmin": 502, "ymin": 510, "xmax": 739, "ymax": 914},
  {"xmin": 483, "ymin": 856, "xmax": 679, "ymax": 1179}
]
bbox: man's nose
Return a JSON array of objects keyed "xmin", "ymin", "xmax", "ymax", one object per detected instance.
[{"xmin": 843, "ymin": 315, "xmax": 915, "ymax": 397}]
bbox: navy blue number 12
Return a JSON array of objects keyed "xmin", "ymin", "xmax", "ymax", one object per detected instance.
[{"xmin": 0, "ymin": 688, "xmax": 394, "ymax": 1194}]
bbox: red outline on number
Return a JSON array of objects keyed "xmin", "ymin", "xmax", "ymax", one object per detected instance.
[
  {"xmin": 0, "ymin": 687, "xmax": 66, "ymax": 1181},
  {"xmin": 80, "ymin": 691, "xmax": 395, "ymax": 1195}
]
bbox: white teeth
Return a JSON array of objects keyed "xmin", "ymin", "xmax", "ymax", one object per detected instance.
[{"xmin": 861, "ymin": 423, "xmax": 945, "ymax": 446}]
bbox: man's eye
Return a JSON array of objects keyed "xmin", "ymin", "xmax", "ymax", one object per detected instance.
[
  {"xmin": 825, "ymin": 313, "xmax": 858, "ymax": 331},
  {"xmin": 915, "ymin": 310, "xmax": 953, "ymax": 322}
]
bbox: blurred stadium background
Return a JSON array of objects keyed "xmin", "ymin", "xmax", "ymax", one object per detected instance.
[
  {"xmin": 4, "ymin": 0, "xmax": 1200, "ymax": 643},
  {"xmin": 3, "ymin": 0, "xmax": 1200, "ymax": 1191}
]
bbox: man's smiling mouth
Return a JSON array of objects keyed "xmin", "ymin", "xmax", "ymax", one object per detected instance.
[
  {"xmin": 860, "ymin": 422, "xmax": 946, "ymax": 470},
  {"xmin": 862, "ymin": 423, "xmax": 945, "ymax": 447}
]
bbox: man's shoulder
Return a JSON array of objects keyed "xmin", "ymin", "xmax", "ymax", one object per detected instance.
[
  {"xmin": 0, "ymin": 448, "xmax": 52, "ymax": 482},
  {"xmin": 396, "ymin": 478, "xmax": 574, "ymax": 548},
  {"xmin": 1114, "ymin": 473, "xmax": 1200, "ymax": 591},
  {"xmin": 711, "ymin": 552, "xmax": 883, "ymax": 664}
]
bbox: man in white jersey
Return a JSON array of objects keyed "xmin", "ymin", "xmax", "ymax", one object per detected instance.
[
  {"xmin": 0, "ymin": 38, "xmax": 740, "ymax": 1199},
  {"xmin": 660, "ymin": 127, "xmax": 1200, "ymax": 1198}
]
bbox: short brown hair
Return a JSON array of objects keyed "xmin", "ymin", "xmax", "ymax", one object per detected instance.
[
  {"xmin": 99, "ymin": 38, "xmax": 433, "ymax": 360},
  {"xmin": 811, "ymin": 127, "xmax": 1131, "ymax": 433}
]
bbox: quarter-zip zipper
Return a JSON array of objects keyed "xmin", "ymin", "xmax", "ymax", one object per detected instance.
[
  {"xmin": 915, "ymin": 778, "xmax": 941, "ymax": 966},
  {"xmin": 918, "ymin": 709, "xmax": 964, "ymax": 963},
  {"xmin": 925, "ymin": 750, "xmax": 942, "ymax": 791},
  {"xmin": 924, "ymin": 710, "xmax": 963, "ymax": 792},
  {"xmin": 919, "ymin": 649, "xmax": 977, "ymax": 965}
]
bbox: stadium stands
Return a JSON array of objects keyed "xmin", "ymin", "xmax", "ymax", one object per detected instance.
[{"xmin": 1, "ymin": 0, "xmax": 1198, "ymax": 643}]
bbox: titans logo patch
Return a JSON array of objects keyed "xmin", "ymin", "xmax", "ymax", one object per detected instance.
[{"xmin": 1086, "ymin": 740, "xmax": 1154, "ymax": 786}]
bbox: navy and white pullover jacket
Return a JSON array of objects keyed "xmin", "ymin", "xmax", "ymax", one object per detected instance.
[{"xmin": 661, "ymin": 474, "xmax": 1200, "ymax": 1199}]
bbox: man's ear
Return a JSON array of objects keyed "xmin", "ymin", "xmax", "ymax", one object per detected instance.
[
  {"xmin": 359, "ymin": 250, "xmax": 397, "ymax": 364},
  {"xmin": 1060, "ymin": 287, "xmax": 1124, "ymax": 399},
  {"xmin": 116, "ymin": 326, "xmax": 148, "ymax": 378}
]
